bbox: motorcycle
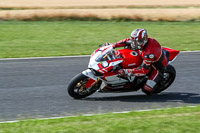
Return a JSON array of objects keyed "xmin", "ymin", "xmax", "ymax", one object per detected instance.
[{"xmin": 67, "ymin": 44, "xmax": 180, "ymax": 99}]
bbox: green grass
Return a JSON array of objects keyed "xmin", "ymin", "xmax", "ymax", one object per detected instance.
[
  {"xmin": 0, "ymin": 106, "xmax": 200, "ymax": 133},
  {"xmin": 0, "ymin": 21, "xmax": 199, "ymax": 58}
]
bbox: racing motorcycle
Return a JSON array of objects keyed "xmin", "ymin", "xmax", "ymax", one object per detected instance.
[{"xmin": 67, "ymin": 44, "xmax": 180, "ymax": 99}]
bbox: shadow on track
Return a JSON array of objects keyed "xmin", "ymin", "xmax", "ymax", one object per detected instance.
[{"xmin": 85, "ymin": 92, "xmax": 200, "ymax": 104}]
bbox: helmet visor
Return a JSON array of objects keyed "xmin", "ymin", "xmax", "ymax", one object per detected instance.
[
  {"xmin": 130, "ymin": 40, "xmax": 137, "ymax": 49},
  {"xmin": 137, "ymin": 40, "xmax": 144, "ymax": 45},
  {"xmin": 130, "ymin": 40, "xmax": 143, "ymax": 49}
]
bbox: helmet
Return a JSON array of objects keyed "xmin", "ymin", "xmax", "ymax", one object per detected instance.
[{"xmin": 130, "ymin": 29, "xmax": 148, "ymax": 50}]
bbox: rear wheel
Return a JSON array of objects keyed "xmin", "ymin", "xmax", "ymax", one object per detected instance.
[
  {"xmin": 67, "ymin": 73, "xmax": 101, "ymax": 99},
  {"xmin": 153, "ymin": 65, "xmax": 176, "ymax": 94}
]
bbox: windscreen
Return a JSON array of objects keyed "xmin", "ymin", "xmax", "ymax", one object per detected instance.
[{"xmin": 95, "ymin": 50, "xmax": 117, "ymax": 62}]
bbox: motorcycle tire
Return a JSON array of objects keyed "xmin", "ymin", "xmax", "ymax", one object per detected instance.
[
  {"xmin": 153, "ymin": 64, "xmax": 176, "ymax": 94},
  {"xmin": 67, "ymin": 73, "xmax": 100, "ymax": 99}
]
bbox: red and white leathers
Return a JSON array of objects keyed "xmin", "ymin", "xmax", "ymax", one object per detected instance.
[{"xmin": 114, "ymin": 37, "xmax": 168, "ymax": 93}]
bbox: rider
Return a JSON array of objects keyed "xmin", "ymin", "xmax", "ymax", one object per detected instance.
[{"xmin": 112, "ymin": 28, "xmax": 168, "ymax": 94}]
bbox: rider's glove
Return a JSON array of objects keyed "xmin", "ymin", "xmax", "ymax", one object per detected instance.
[
  {"xmin": 118, "ymin": 69, "xmax": 133, "ymax": 77},
  {"xmin": 112, "ymin": 43, "xmax": 117, "ymax": 49},
  {"xmin": 125, "ymin": 40, "xmax": 132, "ymax": 46},
  {"xmin": 100, "ymin": 42, "xmax": 111, "ymax": 47}
]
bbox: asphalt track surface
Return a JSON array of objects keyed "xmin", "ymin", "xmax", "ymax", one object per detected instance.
[{"xmin": 0, "ymin": 52, "xmax": 200, "ymax": 121}]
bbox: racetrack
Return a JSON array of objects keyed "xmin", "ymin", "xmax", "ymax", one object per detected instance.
[{"xmin": 0, "ymin": 52, "xmax": 200, "ymax": 121}]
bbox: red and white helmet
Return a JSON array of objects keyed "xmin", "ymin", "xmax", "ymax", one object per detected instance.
[{"xmin": 130, "ymin": 28, "xmax": 148, "ymax": 50}]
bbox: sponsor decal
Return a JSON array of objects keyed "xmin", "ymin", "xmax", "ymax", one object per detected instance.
[
  {"xmin": 149, "ymin": 54, "xmax": 154, "ymax": 59},
  {"xmin": 145, "ymin": 60, "xmax": 152, "ymax": 62},
  {"xmin": 135, "ymin": 73, "xmax": 146, "ymax": 76},
  {"xmin": 101, "ymin": 61, "xmax": 109, "ymax": 67},
  {"xmin": 128, "ymin": 63, "xmax": 136, "ymax": 66},
  {"xmin": 145, "ymin": 54, "xmax": 154, "ymax": 59}
]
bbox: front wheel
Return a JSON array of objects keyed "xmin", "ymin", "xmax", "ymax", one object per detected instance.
[
  {"xmin": 67, "ymin": 73, "xmax": 101, "ymax": 99},
  {"xmin": 153, "ymin": 65, "xmax": 176, "ymax": 94}
]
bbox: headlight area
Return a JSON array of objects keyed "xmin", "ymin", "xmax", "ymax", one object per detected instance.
[{"xmin": 90, "ymin": 68, "xmax": 103, "ymax": 76}]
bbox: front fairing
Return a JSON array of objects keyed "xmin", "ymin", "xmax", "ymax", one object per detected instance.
[
  {"xmin": 88, "ymin": 46, "xmax": 123, "ymax": 71},
  {"xmin": 84, "ymin": 46, "xmax": 136, "ymax": 87}
]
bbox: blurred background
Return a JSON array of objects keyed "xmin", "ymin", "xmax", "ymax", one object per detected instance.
[
  {"xmin": 0, "ymin": 0, "xmax": 200, "ymax": 58},
  {"xmin": 0, "ymin": 0, "xmax": 200, "ymax": 21}
]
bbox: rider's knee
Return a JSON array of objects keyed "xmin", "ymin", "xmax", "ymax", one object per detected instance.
[{"xmin": 143, "ymin": 80, "xmax": 156, "ymax": 92}]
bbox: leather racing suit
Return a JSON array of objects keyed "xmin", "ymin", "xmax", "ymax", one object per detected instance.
[{"xmin": 114, "ymin": 37, "xmax": 168, "ymax": 93}]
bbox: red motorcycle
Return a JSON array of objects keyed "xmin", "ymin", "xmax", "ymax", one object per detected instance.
[{"xmin": 67, "ymin": 45, "xmax": 180, "ymax": 99}]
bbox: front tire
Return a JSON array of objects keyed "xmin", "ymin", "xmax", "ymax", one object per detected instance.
[{"xmin": 67, "ymin": 73, "xmax": 100, "ymax": 99}]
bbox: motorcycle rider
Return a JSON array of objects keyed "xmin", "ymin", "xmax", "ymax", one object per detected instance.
[{"xmin": 111, "ymin": 28, "xmax": 168, "ymax": 94}]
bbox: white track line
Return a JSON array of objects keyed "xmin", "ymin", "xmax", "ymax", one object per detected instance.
[
  {"xmin": 0, "ymin": 50, "xmax": 199, "ymax": 61},
  {"xmin": 0, "ymin": 105, "xmax": 197, "ymax": 124},
  {"xmin": 180, "ymin": 50, "xmax": 200, "ymax": 53},
  {"xmin": 0, "ymin": 55, "xmax": 90, "ymax": 61}
]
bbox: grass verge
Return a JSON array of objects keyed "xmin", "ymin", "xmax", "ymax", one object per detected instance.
[
  {"xmin": 0, "ymin": 106, "xmax": 200, "ymax": 133},
  {"xmin": 0, "ymin": 21, "xmax": 200, "ymax": 58}
]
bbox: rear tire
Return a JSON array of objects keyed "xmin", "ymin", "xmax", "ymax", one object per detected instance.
[
  {"xmin": 67, "ymin": 73, "xmax": 100, "ymax": 99},
  {"xmin": 153, "ymin": 65, "xmax": 176, "ymax": 94}
]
